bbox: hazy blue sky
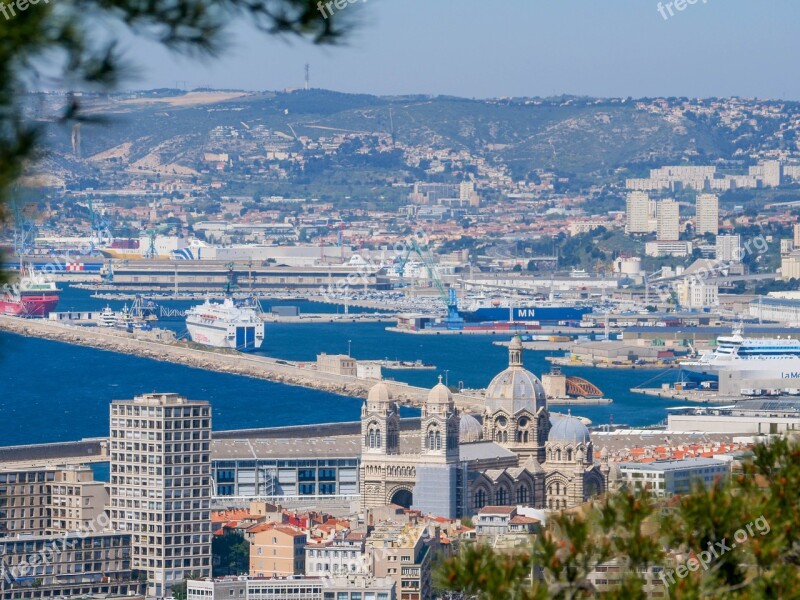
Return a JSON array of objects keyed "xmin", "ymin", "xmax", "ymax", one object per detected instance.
[{"xmin": 121, "ymin": 0, "xmax": 800, "ymax": 99}]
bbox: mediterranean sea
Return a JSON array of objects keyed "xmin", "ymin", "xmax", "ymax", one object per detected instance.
[{"xmin": 0, "ymin": 287, "xmax": 684, "ymax": 447}]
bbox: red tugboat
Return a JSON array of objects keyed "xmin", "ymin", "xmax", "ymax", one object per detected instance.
[{"xmin": 0, "ymin": 265, "xmax": 61, "ymax": 317}]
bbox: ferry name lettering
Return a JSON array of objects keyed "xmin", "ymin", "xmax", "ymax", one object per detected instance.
[{"xmin": 782, "ymin": 372, "xmax": 800, "ymax": 379}]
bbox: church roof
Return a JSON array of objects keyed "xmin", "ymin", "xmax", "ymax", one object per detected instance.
[
  {"xmin": 427, "ymin": 380, "xmax": 453, "ymax": 405},
  {"xmin": 485, "ymin": 338, "xmax": 547, "ymax": 416},
  {"xmin": 459, "ymin": 414, "xmax": 483, "ymax": 443},
  {"xmin": 548, "ymin": 415, "xmax": 591, "ymax": 445}
]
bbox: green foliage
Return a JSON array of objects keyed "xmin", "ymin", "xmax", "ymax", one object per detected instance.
[
  {"xmin": 437, "ymin": 437, "xmax": 800, "ymax": 599},
  {"xmin": 213, "ymin": 531, "xmax": 250, "ymax": 576}
]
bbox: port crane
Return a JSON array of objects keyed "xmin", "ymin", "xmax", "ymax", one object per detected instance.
[
  {"xmin": 10, "ymin": 195, "xmax": 36, "ymax": 258},
  {"xmin": 398, "ymin": 239, "xmax": 461, "ymax": 326}
]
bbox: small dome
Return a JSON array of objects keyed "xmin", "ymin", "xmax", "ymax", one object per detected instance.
[
  {"xmin": 509, "ymin": 335, "xmax": 523, "ymax": 351},
  {"xmin": 600, "ymin": 446, "xmax": 610, "ymax": 459},
  {"xmin": 428, "ymin": 381, "xmax": 452, "ymax": 405},
  {"xmin": 548, "ymin": 415, "xmax": 591, "ymax": 445},
  {"xmin": 367, "ymin": 382, "xmax": 391, "ymax": 406},
  {"xmin": 459, "ymin": 414, "xmax": 483, "ymax": 443}
]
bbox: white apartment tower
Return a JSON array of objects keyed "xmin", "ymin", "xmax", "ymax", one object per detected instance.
[
  {"xmin": 657, "ymin": 199, "xmax": 680, "ymax": 241},
  {"xmin": 695, "ymin": 194, "xmax": 719, "ymax": 236},
  {"xmin": 626, "ymin": 191, "xmax": 655, "ymax": 234},
  {"xmin": 109, "ymin": 393, "xmax": 212, "ymax": 598},
  {"xmin": 716, "ymin": 234, "xmax": 742, "ymax": 263}
]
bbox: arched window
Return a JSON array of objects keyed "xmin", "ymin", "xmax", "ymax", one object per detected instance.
[
  {"xmin": 496, "ymin": 431, "xmax": 502, "ymax": 442},
  {"xmin": 435, "ymin": 431, "xmax": 441, "ymax": 450},
  {"xmin": 502, "ymin": 431, "xmax": 508, "ymax": 443},
  {"xmin": 428, "ymin": 430, "xmax": 435, "ymax": 450},
  {"xmin": 516, "ymin": 431, "xmax": 522, "ymax": 443},
  {"xmin": 516, "ymin": 486, "xmax": 528, "ymax": 504},
  {"xmin": 475, "ymin": 489, "xmax": 487, "ymax": 509},
  {"xmin": 375, "ymin": 430, "xmax": 381, "ymax": 448},
  {"xmin": 567, "ymin": 449, "xmax": 573, "ymax": 462},
  {"xmin": 495, "ymin": 487, "xmax": 507, "ymax": 505},
  {"xmin": 369, "ymin": 430, "xmax": 376, "ymax": 448},
  {"xmin": 523, "ymin": 431, "xmax": 529, "ymax": 443},
  {"xmin": 556, "ymin": 448, "xmax": 562, "ymax": 462}
]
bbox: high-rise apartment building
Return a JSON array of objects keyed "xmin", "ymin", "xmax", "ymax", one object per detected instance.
[
  {"xmin": 109, "ymin": 393, "xmax": 212, "ymax": 598},
  {"xmin": 793, "ymin": 223, "xmax": 800, "ymax": 248},
  {"xmin": 625, "ymin": 192, "xmax": 655, "ymax": 234},
  {"xmin": 657, "ymin": 199, "xmax": 680, "ymax": 241},
  {"xmin": 695, "ymin": 194, "xmax": 719, "ymax": 236}
]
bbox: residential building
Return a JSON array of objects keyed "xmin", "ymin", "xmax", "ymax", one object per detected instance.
[
  {"xmin": 794, "ymin": 223, "xmax": 800, "ymax": 248},
  {"xmin": 48, "ymin": 465, "xmax": 108, "ymax": 534},
  {"xmin": 249, "ymin": 523, "xmax": 307, "ymax": 577},
  {"xmin": 695, "ymin": 194, "xmax": 719, "ymax": 236},
  {"xmin": 716, "ymin": 234, "xmax": 742, "ymax": 263},
  {"xmin": 0, "ymin": 531, "xmax": 141, "ymax": 600},
  {"xmin": 781, "ymin": 252, "xmax": 800, "ymax": 281},
  {"xmin": 645, "ymin": 241, "xmax": 692, "ymax": 258},
  {"xmin": 366, "ymin": 523, "xmax": 434, "ymax": 600},
  {"xmin": 617, "ymin": 458, "xmax": 730, "ymax": 497},
  {"xmin": 187, "ymin": 575, "xmax": 395, "ymax": 600},
  {"xmin": 0, "ymin": 467, "xmax": 56, "ymax": 538},
  {"xmin": 474, "ymin": 506, "xmax": 540, "ymax": 537},
  {"xmin": 625, "ymin": 192, "xmax": 655, "ymax": 234},
  {"xmin": 676, "ymin": 280, "xmax": 719, "ymax": 310},
  {"xmin": 108, "ymin": 393, "xmax": 213, "ymax": 598},
  {"xmin": 656, "ymin": 200, "xmax": 680, "ymax": 241},
  {"xmin": 305, "ymin": 531, "xmax": 367, "ymax": 577}
]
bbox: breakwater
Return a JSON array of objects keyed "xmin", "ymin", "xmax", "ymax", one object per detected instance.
[{"xmin": 0, "ymin": 315, "xmax": 486, "ymax": 412}]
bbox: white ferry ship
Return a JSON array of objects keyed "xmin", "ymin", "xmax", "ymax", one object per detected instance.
[
  {"xmin": 185, "ymin": 298, "xmax": 265, "ymax": 351},
  {"xmin": 680, "ymin": 328, "xmax": 800, "ymax": 381}
]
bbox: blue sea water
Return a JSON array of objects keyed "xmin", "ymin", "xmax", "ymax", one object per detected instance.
[{"xmin": 0, "ymin": 287, "xmax": 683, "ymax": 447}]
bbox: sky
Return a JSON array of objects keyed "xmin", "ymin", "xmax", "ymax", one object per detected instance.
[{"xmin": 116, "ymin": 0, "xmax": 800, "ymax": 100}]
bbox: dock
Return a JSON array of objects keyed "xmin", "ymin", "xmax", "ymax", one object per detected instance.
[{"xmin": 630, "ymin": 387, "xmax": 737, "ymax": 404}]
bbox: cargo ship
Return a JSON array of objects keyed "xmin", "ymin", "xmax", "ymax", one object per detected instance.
[
  {"xmin": 185, "ymin": 298, "xmax": 265, "ymax": 351},
  {"xmin": 0, "ymin": 266, "xmax": 61, "ymax": 317},
  {"xmin": 459, "ymin": 297, "xmax": 593, "ymax": 325}
]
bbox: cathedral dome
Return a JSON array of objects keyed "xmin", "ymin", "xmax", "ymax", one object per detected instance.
[
  {"xmin": 548, "ymin": 415, "xmax": 591, "ymax": 445},
  {"xmin": 484, "ymin": 336, "xmax": 547, "ymax": 416},
  {"xmin": 428, "ymin": 380, "xmax": 452, "ymax": 405},
  {"xmin": 459, "ymin": 414, "xmax": 483, "ymax": 443},
  {"xmin": 367, "ymin": 382, "xmax": 392, "ymax": 407}
]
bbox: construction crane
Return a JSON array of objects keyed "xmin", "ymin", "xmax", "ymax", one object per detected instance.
[
  {"xmin": 400, "ymin": 239, "xmax": 461, "ymax": 326},
  {"xmin": 11, "ymin": 195, "xmax": 36, "ymax": 258}
]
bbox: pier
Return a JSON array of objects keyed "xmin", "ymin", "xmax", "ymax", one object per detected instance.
[{"xmin": 0, "ymin": 315, "xmax": 486, "ymax": 412}]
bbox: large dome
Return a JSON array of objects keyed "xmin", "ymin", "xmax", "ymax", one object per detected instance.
[
  {"xmin": 548, "ymin": 415, "xmax": 591, "ymax": 445},
  {"xmin": 484, "ymin": 337, "xmax": 547, "ymax": 415}
]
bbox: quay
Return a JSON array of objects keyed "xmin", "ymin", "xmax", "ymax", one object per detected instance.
[
  {"xmin": 0, "ymin": 315, "xmax": 486, "ymax": 412},
  {"xmin": 630, "ymin": 386, "xmax": 738, "ymax": 404}
]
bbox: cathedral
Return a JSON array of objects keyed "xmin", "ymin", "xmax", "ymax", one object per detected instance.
[{"xmin": 359, "ymin": 336, "xmax": 613, "ymax": 517}]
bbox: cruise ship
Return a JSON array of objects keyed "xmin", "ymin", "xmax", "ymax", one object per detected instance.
[
  {"xmin": 185, "ymin": 298, "xmax": 265, "ymax": 351},
  {"xmin": 680, "ymin": 328, "xmax": 800, "ymax": 381}
]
